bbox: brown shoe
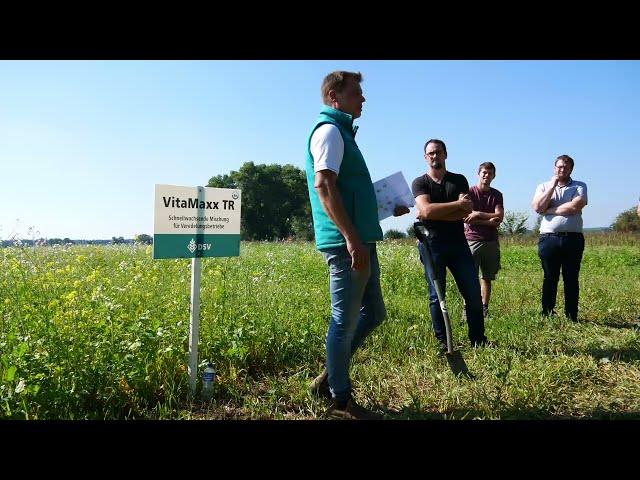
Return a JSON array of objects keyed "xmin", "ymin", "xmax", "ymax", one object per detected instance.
[
  {"xmin": 309, "ymin": 368, "xmax": 331, "ymax": 399},
  {"xmin": 325, "ymin": 397, "xmax": 383, "ymax": 420}
]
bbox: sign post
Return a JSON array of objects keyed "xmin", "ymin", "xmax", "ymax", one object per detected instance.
[
  {"xmin": 188, "ymin": 256, "xmax": 202, "ymax": 394},
  {"xmin": 154, "ymin": 184, "xmax": 241, "ymax": 396}
]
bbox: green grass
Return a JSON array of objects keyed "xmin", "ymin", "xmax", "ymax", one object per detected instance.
[{"xmin": 1, "ymin": 235, "xmax": 639, "ymax": 419}]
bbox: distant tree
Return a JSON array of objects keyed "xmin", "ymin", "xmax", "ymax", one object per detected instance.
[
  {"xmin": 499, "ymin": 210, "xmax": 529, "ymax": 236},
  {"xmin": 63, "ymin": 237, "xmax": 73, "ymax": 245},
  {"xmin": 47, "ymin": 238, "xmax": 64, "ymax": 245},
  {"xmin": 290, "ymin": 215, "xmax": 314, "ymax": 241},
  {"xmin": 383, "ymin": 229, "xmax": 406, "ymax": 240},
  {"xmin": 208, "ymin": 162, "xmax": 313, "ymax": 241},
  {"xmin": 135, "ymin": 234, "xmax": 153, "ymax": 244},
  {"xmin": 406, "ymin": 225, "xmax": 417, "ymax": 238},
  {"xmin": 111, "ymin": 236, "xmax": 126, "ymax": 244},
  {"xmin": 533, "ymin": 214, "xmax": 543, "ymax": 235},
  {"xmin": 611, "ymin": 206, "xmax": 640, "ymax": 232}
]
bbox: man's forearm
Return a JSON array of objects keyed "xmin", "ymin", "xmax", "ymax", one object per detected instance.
[
  {"xmin": 547, "ymin": 204, "xmax": 582, "ymax": 215},
  {"xmin": 467, "ymin": 218, "xmax": 499, "ymax": 226},
  {"xmin": 473, "ymin": 211, "xmax": 501, "ymax": 220},
  {"xmin": 546, "ymin": 198, "xmax": 586, "ymax": 216},
  {"xmin": 418, "ymin": 201, "xmax": 465, "ymax": 221},
  {"xmin": 533, "ymin": 189, "xmax": 555, "ymax": 214}
]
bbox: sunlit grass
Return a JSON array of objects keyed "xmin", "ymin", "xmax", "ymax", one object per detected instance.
[{"xmin": 1, "ymin": 236, "xmax": 639, "ymax": 419}]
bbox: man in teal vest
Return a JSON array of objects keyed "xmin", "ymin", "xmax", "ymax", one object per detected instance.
[{"xmin": 306, "ymin": 71, "xmax": 408, "ymax": 419}]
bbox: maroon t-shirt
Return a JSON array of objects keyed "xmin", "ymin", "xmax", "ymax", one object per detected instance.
[{"xmin": 464, "ymin": 185, "xmax": 503, "ymax": 241}]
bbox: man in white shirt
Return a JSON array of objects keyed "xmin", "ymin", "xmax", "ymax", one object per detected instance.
[{"xmin": 531, "ymin": 155, "xmax": 588, "ymax": 321}]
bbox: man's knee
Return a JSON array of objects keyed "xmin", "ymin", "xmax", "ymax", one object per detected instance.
[
  {"xmin": 462, "ymin": 280, "xmax": 483, "ymax": 308},
  {"xmin": 466, "ymin": 294, "xmax": 483, "ymax": 310},
  {"xmin": 543, "ymin": 272, "xmax": 561, "ymax": 281}
]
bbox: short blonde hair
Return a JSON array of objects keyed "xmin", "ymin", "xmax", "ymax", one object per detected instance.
[{"xmin": 321, "ymin": 71, "xmax": 363, "ymax": 105}]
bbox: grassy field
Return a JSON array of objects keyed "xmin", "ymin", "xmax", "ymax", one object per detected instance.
[{"xmin": 1, "ymin": 234, "xmax": 639, "ymax": 419}]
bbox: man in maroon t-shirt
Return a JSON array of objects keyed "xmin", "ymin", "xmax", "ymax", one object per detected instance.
[{"xmin": 463, "ymin": 162, "xmax": 504, "ymax": 317}]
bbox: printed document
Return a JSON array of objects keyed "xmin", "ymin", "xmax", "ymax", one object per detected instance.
[{"xmin": 373, "ymin": 171, "xmax": 415, "ymax": 221}]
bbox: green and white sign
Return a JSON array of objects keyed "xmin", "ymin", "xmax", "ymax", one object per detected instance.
[{"xmin": 153, "ymin": 184, "xmax": 241, "ymax": 259}]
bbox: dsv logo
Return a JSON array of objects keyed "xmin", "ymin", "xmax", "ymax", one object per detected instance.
[
  {"xmin": 232, "ymin": 192, "xmax": 239, "ymax": 200},
  {"xmin": 188, "ymin": 238, "xmax": 212, "ymax": 253}
]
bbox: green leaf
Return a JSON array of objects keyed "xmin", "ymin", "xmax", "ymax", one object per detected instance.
[
  {"xmin": 5, "ymin": 365, "xmax": 17, "ymax": 381},
  {"xmin": 17, "ymin": 342, "xmax": 28, "ymax": 358}
]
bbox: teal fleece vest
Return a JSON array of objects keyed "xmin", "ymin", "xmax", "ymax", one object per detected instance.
[{"xmin": 305, "ymin": 106, "xmax": 383, "ymax": 250}]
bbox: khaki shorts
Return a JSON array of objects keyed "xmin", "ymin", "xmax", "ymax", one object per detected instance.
[{"xmin": 467, "ymin": 240, "xmax": 501, "ymax": 280}]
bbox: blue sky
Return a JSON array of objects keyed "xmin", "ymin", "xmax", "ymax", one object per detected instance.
[{"xmin": 1, "ymin": 60, "xmax": 638, "ymax": 240}]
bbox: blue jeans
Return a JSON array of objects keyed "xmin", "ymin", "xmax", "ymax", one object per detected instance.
[
  {"xmin": 417, "ymin": 239, "xmax": 486, "ymax": 345},
  {"xmin": 321, "ymin": 243, "xmax": 386, "ymax": 404},
  {"xmin": 538, "ymin": 233, "xmax": 585, "ymax": 320}
]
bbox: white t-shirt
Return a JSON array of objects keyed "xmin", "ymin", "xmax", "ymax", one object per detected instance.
[{"xmin": 310, "ymin": 124, "xmax": 344, "ymax": 174}]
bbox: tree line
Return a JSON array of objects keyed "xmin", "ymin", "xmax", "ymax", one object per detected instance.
[
  {"xmin": 4, "ymin": 163, "xmax": 637, "ymax": 246},
  {"xmin": 206, "ymin": 162, "xmax": 638, "ymax": 241}
]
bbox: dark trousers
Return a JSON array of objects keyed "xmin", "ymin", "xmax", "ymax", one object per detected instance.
[
  {"xmin": 418, "ymin": 239, "xmax": 486, "ymax": 345},
  {"xmin": 538, "ymin": 233, "xmax": 585, "ymax": 321}
]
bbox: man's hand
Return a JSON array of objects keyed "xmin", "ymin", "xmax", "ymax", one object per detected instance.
[
  {"xmin": 346, "ymin": 238, "xmax": 369, "ymax": 271},
  {"xmin": 550, "ymin": 175, "xmax": 560, "ymax": 187},
  {"xmin": 488, "ymin": 216, "xmax": 501, "ymax": 226},
  {"xmin": 463, "ymin": 211, "xmax": 479, "ymax": 223},
  {"xmin": 458, "ymin": 193, "xmax": 473, "ymax": 215},
  {"xmin": 393, "ymin": 205, "xmax": 410, "ymax": 216}
]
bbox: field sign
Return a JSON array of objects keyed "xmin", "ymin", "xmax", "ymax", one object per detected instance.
[
  {"xmin": 153, "ymin": 184, "xmax": 241, "ymax": 259},
  {"xmin": 153, "ymin": 184, "xmax": 242, "ymax": 395}
]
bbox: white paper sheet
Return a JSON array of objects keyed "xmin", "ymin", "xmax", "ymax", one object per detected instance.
[{"xmin": 372, "ymin": 171, "xmax": 415, "ymax": 221}]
